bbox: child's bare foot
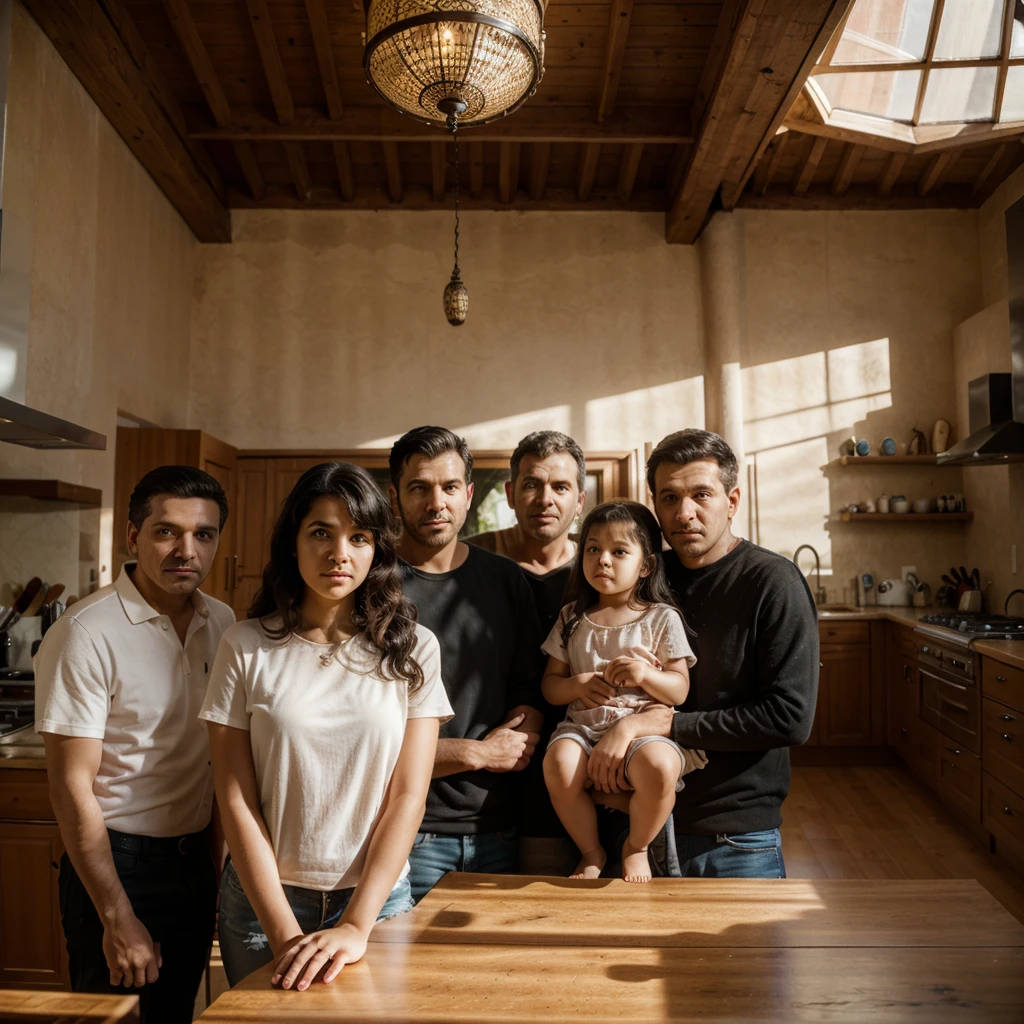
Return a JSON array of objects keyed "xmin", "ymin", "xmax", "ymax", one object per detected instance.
[
  {"xmin": 621, "ymin": 837, "xmax": 652, "ymax": 883},
  {"xmin": 570, "ymin": 847, "xmax": 606, "ymax": 879}
]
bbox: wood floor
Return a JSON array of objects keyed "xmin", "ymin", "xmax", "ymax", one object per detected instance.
[
  {"xmin": 782, "ymin": 765, "xmax": 1024, "ymax": 923},
  {"xmin": 192, "ymin": 764, "xmax": 1024, "ymax": 1017}
]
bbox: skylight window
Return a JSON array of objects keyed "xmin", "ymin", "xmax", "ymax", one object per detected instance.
[{"xmin": 811, "ymin": 0, "xmax": 1024, "ymax": 133}]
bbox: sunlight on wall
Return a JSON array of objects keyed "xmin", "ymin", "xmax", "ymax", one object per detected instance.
[
  {"xmin": 584, "ymin": 377, "xmax": 705, "ymax": 451},
  {"xmin": 743, "ymin": 339, "xmax": 893, "ymax": 570},
  {"xmin": 360, "ymin": 405, "xmax": 573, "ymax": 451}
]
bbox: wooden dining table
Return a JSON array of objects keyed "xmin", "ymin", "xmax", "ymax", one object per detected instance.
[{"xmin": 197, "ymin": 872, "xmax": 1024, "ymax": 1022}]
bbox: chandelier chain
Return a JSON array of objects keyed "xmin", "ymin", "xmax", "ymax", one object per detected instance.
[{"xmin": 451, "ymin": 117, "xmax": 461, "ymax": 276}]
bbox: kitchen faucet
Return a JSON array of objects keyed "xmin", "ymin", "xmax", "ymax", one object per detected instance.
[{"xmin": 793, "ymin": 544, "xmax": 827, "ymax": 605}]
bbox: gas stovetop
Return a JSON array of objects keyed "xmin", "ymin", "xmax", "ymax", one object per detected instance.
[{"xmin": 919, "ymin": 612, "xmax": 1024, "ymax": 638}]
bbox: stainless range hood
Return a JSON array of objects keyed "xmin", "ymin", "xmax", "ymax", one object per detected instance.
[
  {"xmin": 938, "ymin": 195, "xmax": 1024, "ymax": 465},
  {"xmin": 0, "ymin": 394, "xmax": 106, "ymax": 450}
]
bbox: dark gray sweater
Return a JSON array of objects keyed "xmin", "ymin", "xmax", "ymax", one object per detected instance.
[{"xmin": 662, "ymin": 539, "xmax": 819, "ymax": 835}]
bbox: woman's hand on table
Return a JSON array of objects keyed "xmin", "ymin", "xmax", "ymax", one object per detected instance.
[{"xmin": 270, "ymin": 922, "xmax": 369, "ymax": 991}]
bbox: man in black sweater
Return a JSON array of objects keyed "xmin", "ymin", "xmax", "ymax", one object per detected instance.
[
  {"xmin": 588, "ymin": 429, "xmax": 818, "ymax": 877},
  {"xmin": 390, "ymin": 426, "xmax": 544, "ymax": 901}
]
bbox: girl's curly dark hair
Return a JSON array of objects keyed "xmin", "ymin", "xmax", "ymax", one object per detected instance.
[{"xmin": 249, "ymin": 462, "xmax": 424, "ymax": 691}]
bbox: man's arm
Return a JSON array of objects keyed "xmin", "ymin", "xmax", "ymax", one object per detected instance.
[
  {"xmin": 44, "ymin": 734, "xmax": 161, "ymax": 989},
  {"xmin": 671, "ymin": 576, "xmax": 819, "ymax": 751},
  {"xmin": 432, "ymin": 716, "xmax": 533, "ymax": 778}
]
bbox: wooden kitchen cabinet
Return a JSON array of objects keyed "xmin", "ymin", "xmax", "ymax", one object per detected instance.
[
  {"xmin": 0, "ymin": 768, "xmax": 68, "ymax": 990},
  {"xmin": 886, "ymin": 624, "xmax": 919, "ymax": 757},
  {"xmin": 812, "ymin": 621, "xmax": 886, "ymax": 747}
]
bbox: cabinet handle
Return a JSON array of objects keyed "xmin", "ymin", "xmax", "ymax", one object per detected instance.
[
  {"xmin": 947, "ymin": 747, "xmax": 961, "ymax": 756},
  {"xmin": 901, "ymin": 727, "xmax": 909, "ymax": 735},
  {"xmin": 920, "ymin": 645, "xmax": 930, "ymax": 655},
  {"xmin": 949, "ymin": 658, "xmax": 967, "ymax": 672},
  {"xmin": 232, "ymin": 554, "xmax": 239, "ymax": 591},
  {"xmin": 997, "ymin": 675, "xmax": 1008, "ymax": 682},
  {"xmin": 1004, "ymin": 806, "xmax": 1013, "ymax": 816},
  {"xmin": 827, "ymin": 629, "xmax": 837, "ymax": 637},
  {"xmin": 1001, "ymin": 714, "xmax": 1015, "ymax": 722},
  {"xmin": 1003, "ymin": 734, "xmax": 1013, "ymax": 742},
  {"xmin": 904, "ymin": 665, "xmax": 910, "ymax": 684}
]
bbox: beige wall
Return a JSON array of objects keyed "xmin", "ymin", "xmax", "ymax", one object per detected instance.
[
  {"xmin": 0, "ymin": 4, "xmax": 196, "ymax": 599},
  {"xmin": 957, "ymin": 166, "xmax": 1024, "ymax": 617},
  {"xmin": 188, "ymin": 209, "xmax": 705, "ymax": 456},
  {"xmin": 735, "ymin": 209, "xmax": 981, "ymax": 598}
]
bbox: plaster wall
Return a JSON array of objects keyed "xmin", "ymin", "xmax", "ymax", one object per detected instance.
[
  {"xmin": 958, "ymin": 167, "xmax": 1024, "ymax": 617},
  {"xmin": 188, "ymin": 209, "xmax": 706, "ymax": 455},
  {"xmin": 0, "ymin": 4, "xmax": 196, "ymax": 598}
]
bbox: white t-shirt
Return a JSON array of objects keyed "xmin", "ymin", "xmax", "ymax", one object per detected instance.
[
  {"xmin": 35, "ymin": 565, "xmax": 235, "ymax": 837},
  {"xmin": 199, "ymin": 618, "xmax": 453, "ymax": 891}
]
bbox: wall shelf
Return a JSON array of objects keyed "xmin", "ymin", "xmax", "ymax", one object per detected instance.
[
  {"xmin": 838, "ymin": 511, "xmax": 972, "ymax": 523},
  {"xmin": 836, "ymin": 455, "xmax": 954, "ymax": 466},
  {"xmin": 0, "ymin": 480, "xmax": 102, "ymax": 506}
]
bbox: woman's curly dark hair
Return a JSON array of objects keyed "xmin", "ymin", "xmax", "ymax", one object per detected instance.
[
  {"xmin": 561, "ymin": 499, "xmax": 686, "ymax": 649},
  {"xmin": 249, "ymin": 462, "xmax": 424, "ymax": 692}
]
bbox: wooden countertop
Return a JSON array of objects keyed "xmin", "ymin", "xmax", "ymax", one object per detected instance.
[
  {"xmin": 976, "ymin": 640, "xmax": 1024, "ymax": 672},
  {"xmin": 0, "ymin": 989, "xmax": 138, "ymax": 1021},
  {"xmin": 197, "ymin": 873, "xmax": 1024, "ymax": 1022},
  {"xmin": 817, "ymin": 606, "xmax": 937, "ymax": 626}
]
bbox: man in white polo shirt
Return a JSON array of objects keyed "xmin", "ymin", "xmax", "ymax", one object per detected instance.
[{"xmin": 35, "ymin": 466, "xmax": 235, "ymax": 1024}]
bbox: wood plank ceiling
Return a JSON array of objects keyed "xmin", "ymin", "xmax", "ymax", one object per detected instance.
[{"xmin": 25, "ymin": 1, "xmax": 1016, "ymax": 244}]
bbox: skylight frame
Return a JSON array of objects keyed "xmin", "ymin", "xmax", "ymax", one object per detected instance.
[{"xmin": 811, "ymin": 0, "xmax": 1023, "ymax": 129}]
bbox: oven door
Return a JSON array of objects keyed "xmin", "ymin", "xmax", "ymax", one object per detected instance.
[{"xmin": 920, "ymin": 660, "xmax": 980, "ymax": 755}]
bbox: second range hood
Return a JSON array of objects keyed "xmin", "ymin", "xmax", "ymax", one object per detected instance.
[
  {"xmin": 938, "ymin": 195, "xmax": 1024, "ymax": 466},
  {"xmin": 0, "ymin": 394, "xmax": 106, "ymax": 450}
]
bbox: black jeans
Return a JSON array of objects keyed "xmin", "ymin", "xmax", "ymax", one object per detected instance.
[{"xmin": 58, "ymin": 829, "xmax": 217, "ymax": 1024}]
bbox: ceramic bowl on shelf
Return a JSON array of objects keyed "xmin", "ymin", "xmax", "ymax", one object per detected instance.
[
  {"xmin": 890, "ymin": 498, "xmax": 909, "ymax": 514},
  {"xmin": 913, "ymin": 498, "xmax": 932, "ymax": 513}
]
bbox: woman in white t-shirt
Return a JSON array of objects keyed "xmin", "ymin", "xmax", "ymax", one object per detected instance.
[{"xmin": 200, "ymin": 463, "xmax": 452, "ymax": 992}]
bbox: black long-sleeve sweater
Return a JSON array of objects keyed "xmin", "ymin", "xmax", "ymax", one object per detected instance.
[{"xmin": 662, "ymin": 539, "xmax": 819, "ymax": 835}]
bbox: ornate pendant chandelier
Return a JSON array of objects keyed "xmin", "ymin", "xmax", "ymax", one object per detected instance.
[
  {"xmin": 364, "ymin": 0, "xmax": 546, "ymax": 324},
  {"xmin": 363, "ymin": 0, "xmax": 546, "ymax": 128}
]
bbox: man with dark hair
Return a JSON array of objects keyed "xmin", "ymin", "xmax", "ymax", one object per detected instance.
[
  {"xmin": 468, "ymin": 430, "xmax": 586, "ymax": 874},
  {"xmin": 36, "ymin": 466, "xmax": 235, "ymax": 1022},
  {"xmin": 589, "ymin": 429, "xmax": 818, "ymax": 878},
  {"xmin": 390, "ymin": 426, "xmax": 544, "ymax": 900}
]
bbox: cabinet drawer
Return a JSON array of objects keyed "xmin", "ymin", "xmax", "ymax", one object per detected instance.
[
  {"xmin": 982, "ymin": 698, "xmax": 1024, "ymax": 797},
  {"xmin": 982, "ymin": 658, "xmax": 1024, "ymax": 714},
  {"xmin": 937, "ymin": 742, "xmax": 982, "ymax": 823},
  {"xmin": 819, "ymin": 621, "xmax": 869, "ymax": 645},
  {"xmin": 983, "ymin": 771, "xmax": 1024, "ymax": 855},
  {"xmin": 920, "ymin": 668, "xmax": 980, "ymax": 755},
  {"xmin": 0, "ymin": 768, "xmax": 54, "ymax": 821}
]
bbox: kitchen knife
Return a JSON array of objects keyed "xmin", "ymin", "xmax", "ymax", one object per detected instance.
[
  {"xmin": 949, "ymin": 567, "xmax": 963, "ymax": 583},
  {"xmin": 0, "ymin": 578, "xmax": 42, "ymax": 632},
  {"xmin": 942, "ymin": 574, "xmax": 957, "ymax": 587},
  {"xmin": 959, "ymin": 567, "xmax": 970, "ymax": 586},
  {"xmin": 46, "ymin": 584, "xmax": 65, "ymax": 603},
  {"xmin": 971, "ymin": 568, "xmax": 980, "ymax": 590}
]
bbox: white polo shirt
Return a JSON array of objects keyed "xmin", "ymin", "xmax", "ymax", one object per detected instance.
[{"xmin": 35, "ymin": 565, "xmax": 235, "ymax": 837}]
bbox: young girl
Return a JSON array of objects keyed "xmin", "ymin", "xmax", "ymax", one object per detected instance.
[
  {"xmin": 542, "ymin": 500, "xmax": 706, "ymax": 883},
  {"xmin": 201, "ymin": 463, "xmax": 452, "ymax": 992}
]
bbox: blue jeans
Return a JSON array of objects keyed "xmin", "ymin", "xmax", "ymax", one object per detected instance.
[
  {"xmin": 217, "ymin": 859, "xmax": 415, "ymax": 987},
  {"xmin": 653, "ymin": 827, "xmax": 786, "ymax": 878},
  {"xmin": 407, "ymin": 827, "xmax": 518, "ymax": 903}
]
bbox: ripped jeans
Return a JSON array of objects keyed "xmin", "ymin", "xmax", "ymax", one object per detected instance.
[{"xmin": 217, "ymin": 858, "xmax": 415, "ymax": 987}]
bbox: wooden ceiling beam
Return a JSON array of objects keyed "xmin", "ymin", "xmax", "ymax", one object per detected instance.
[
  {"xmin": 917, "ymin": 149, "xmax": 959, "ymax": 196},
  {"xmin": 792, "ymin": 136, "xmax": 827, "ymax": 196},
  {"xmin": 161, "ymin": 0, "xmax": 230, "ymax": 127},
  {"xmin": 530, "ymin": 142, "xmax": 552, "ymax": 201},
  {"xmin": 667, "ymin": 0, "xmax": 855, "ymax": 242},
  {"xmin": 22, "ymin": 0, "xmax": 229, "ymax": 242},
  {"xmin": 283, "ymin": 143, "xmax": 313, "ymax": 201},
  {"xmin": 752, "ymin": 130, "xmax": 789, "ymax": 195},
  {"xmin": 469, "ymin": 142, "xmax": 485, "ymax": 199},
  {"xmin": 382, "ymin": 142, "xmax": 403, "ymax": 203},
  {"xmin": 617, "ymin": 143, "xmax": 644, "ymax": 201},
  {"xmin": 233, "ymin": 142, "xmax": 266, "ymax": 201},
  {"xmin": 877, "ymin": 152, "xmax": 907, "ymax": 196},
  {"xmin": 244, "ymin": 0, "xmax": 295, "ymax": 125},
  {"xmin": 431, "ymin": 142, "xmax": 446, "ymax": 201},
  {"xmin": 305, "ymin": 0, "xmax": 344, "ymax": 120},
  {"xmin": 188, "ymin": 107, "xmax": 692, "ymax": 145},
  {"xmin": 499, "ymin": 143, "xmax": 521, "ymax": 204},
  {"xmin": 597, "ymin": 0, "xmax": 635, "ymax": 124},
  {"xmin": 332, "ymin": 141, "xmax": 355, "ymax": 201},
  {"xmin": 578, "ymin": 143, "xmax": 601, "ymax": 201},
  {"xmin": 830, "ymin": 141, "xmax": 865, "ymax": 196},
  {"xmin": 972, "ymin": 143, "xmax": 1008, "ymax": 196}
]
